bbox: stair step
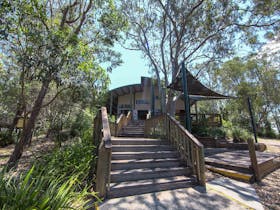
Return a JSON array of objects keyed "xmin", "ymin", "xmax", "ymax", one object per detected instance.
[
  {"xmin": 206, "ymin": 165, "xmax": 254, "ymax": 183},
  {"xmin": 120, "ymin": 132, "xmax": 144, "ymax": 134},
  {"xmin": 122, "ymin": 128, "xmax": 144, "ymax": 131},
  {"xmin": 108, "ymin": 176, "xmax": 196, "ymax": 198},
  {"xmin": 111, "ymin": 158, "xmax": 182, "ymax": 170},
  {"xmin": 112, "ymin": 151, "xmax": 180, "ymax": 160},
  {"xmin": 112, "ymin": 145, "xmax": 175, "ymax": 152},
  {"xmin": 118, "ymin": 134, "xmax": 144, "ymax": 137},
  {"xmin": 123, "ymin": 127, "xmax": 144, "ymax": 129},
  {"xmin": 111, "ymin": 167, "xmax": 191, "ymax": 182},
  {"xmin": 205, "ymin": 158, "xmax": 252, "ymax": 173},
  {"xmin": 112, "ymin": 139, "xmax": 169, "ymax": 145}
]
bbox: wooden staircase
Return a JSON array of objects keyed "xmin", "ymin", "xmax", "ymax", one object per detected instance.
[
  {"xmin": 118, "ymin": 120, "xmax": 145, "ymax": 137},
  {"xmin": 94, "ymin": 109, "xmax": 205, "ymax": 200},
  {"xmin": 108, "ymin": 137, "xmax": 197, "ymax": 198}
]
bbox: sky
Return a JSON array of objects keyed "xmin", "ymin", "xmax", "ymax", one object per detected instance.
[
  {"xmin": 108, "ymin": 34, "xmax": 280, "ymax": 91},
  {"xmin": 108, "ymin": 46, "xmax": 150, "ymax": 90}
]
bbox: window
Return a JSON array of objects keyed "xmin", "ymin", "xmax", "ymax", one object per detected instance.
[{"xmin": 136, "ymin": 99, "xmax": 149, "ymax": 105}]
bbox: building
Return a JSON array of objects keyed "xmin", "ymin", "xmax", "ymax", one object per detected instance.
[{"xmin": 107, "ymin": 72, "xmax": 230, "ymax": 123}]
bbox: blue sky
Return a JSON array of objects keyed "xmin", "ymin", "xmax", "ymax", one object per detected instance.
[{"xmin": 108, "ymin": 47, "xmax": 150, "ymax": 90}]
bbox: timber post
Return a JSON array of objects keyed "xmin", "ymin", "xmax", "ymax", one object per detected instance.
[
  {"xmin": 95, "ymin": 107, "xmax": 112, "ymax": 198},
  {"xmin": 181, "ymin": 62, "xmax": 191, "ymax": 132},
  {"xmin": 247, "ymin": 97, "xmax": 258, "ymax": 143},
  {"xmin": 247, "ymin": 137, "xmax": 260, "ymax": 182}
]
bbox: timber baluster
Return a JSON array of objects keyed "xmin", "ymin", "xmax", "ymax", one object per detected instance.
[
  {"xmin": 186, "ymin": 138, "xmax": 191, "ymax": 167},
  {"xmin": 115, "ymin": 111, "xmax": 132, "ymax": 136},
  {"xmin": 144, "ymin": 114, "xmax": 205, "ymax": 186}
]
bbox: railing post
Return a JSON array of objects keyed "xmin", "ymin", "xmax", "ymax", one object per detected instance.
[
  {"xmin": 248, "ymin": 137, "xmax": 260, "ymax": 181},
  {"xmin": 95, "ymin": 107, "xmax": 112, "ymax": 199},
  {"xmin": 197, "ymin": 147, "xmax": 206, "ymax": 186}
]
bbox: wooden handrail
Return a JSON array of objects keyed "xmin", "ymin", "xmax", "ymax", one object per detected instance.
[
  {"xmin": 95, "ymin": 107, "xmax": 112, "ymax": 198},
  {"xmin": 144, "ymin": 113, "xmax": 206, "ymax": 186},
  {"xmin": 167, "ymin": 114, "xmax": 203, "ymax": 148},
  {"xmin": 144, "ymin": 115, "xmax": 166, "ymax": 138},
  {"xmin": 115, "ymin": 111, "xmax": 132, "ymax": 136}
]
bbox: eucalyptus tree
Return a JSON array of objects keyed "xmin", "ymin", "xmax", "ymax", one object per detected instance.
[
  {"xmin": 1, "ymin": 0, "xmax": 126, "ymax": 169},
  {"xmin": 120, "ymin": 0, "xmax": 280, "ymax": 113},
  {"xmin": 214, "ymin": 57, "xmax": 280, "ymax": 134}
]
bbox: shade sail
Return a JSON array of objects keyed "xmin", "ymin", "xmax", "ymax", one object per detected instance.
[{"xmin": 168, "ymin": 71, "xmax": 231, "ymax": 100}]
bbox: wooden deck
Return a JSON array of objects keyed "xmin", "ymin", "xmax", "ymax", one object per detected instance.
[{"xmin": 205, "ymin": 148, "xmax": 280, "ymax": 182}]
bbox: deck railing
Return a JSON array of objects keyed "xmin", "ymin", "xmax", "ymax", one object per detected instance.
[
  {"xmin": 144, "ymin": 114, "xmax": 206, "ymax": 186},
  {"xmin": 94, "ymin": 107, "xmax": 112, "ymax": 198},
  {"xmin": 144, "ymin": 115, "xmax": 166, "ymax": 138},
  {"xmin": 176, "ymin": 113, "xmax": 222, "ymax": 127}
]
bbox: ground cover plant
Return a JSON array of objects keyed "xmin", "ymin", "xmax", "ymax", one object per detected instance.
[{"xmin": 0, "ymin": 140, "xmax": 98, "ymax": 210}]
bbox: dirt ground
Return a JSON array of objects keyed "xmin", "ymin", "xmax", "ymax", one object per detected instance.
[
  {"xmin": 0, "ymin": 137, "xmax": 55, "ymax": 174},
  {"xmin": 254, "ymin": 138, "xmax": 280, "ymax": 210}
]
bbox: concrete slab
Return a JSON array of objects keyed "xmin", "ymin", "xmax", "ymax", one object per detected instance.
[
  {"xmin": 207, "ymin": 177, "xmax": 264, "ymax": 210},
  {"xmin": 99, "ymin": 177, "xmax": 264, "ymax": 210}
]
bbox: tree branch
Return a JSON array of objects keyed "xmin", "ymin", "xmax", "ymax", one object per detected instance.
[{"xmin": 41, "ymin": 87, "xmax": 68, "ymax": 109}]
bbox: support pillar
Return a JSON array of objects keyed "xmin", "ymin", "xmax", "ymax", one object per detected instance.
[
  {"xmin": 181, "ymin": 62, "xmax": 191, "ymax": 132},
  {"xmin": 151, "ymin": 79, "xmax": 155, "ymax": 117},
  {"xmin": 195, "ymin": 101, "xmax": 198, "ymax": 124},
  {"xmin": 129, "ymin": 87, "xmax": 133, "ymax": 113},
  {"xmin": 109, "ymin": 92, "xmax": 113, "ymax": 116}
]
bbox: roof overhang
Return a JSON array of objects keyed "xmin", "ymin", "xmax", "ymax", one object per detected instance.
[
  {"xmin": 108, "ymin": 84, "xmax": 143, "ymax": 97},
  {"xmin": 168, "ymin": 71, "xmax": 232, "ymax": 100}
]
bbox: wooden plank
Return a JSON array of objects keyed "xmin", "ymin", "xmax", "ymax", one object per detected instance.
[
  {"xmin": 101, "ymin": 107, "xmax": 112, "ymax": 148},
  {"xmin": 247, "ymin": 138, "xmax": 260, "ymax": 181},
  {"xmin": 95, "ymin": 107, "xmax": 113, "ymax": 198},
  {"xmin": 167, "ymin": 114, "xmax": 203, "ymax": 148},
  {"xmin": 145, "ymin": 114, "xmax": 206, "ymax": 187},
  {"xmin": 198, "ymin": 147, "xmax": 206, "ymax": 186}
]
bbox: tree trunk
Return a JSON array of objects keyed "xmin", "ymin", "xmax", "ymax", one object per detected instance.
[
  {"xmin": 7, "ymin": 105, "xmax": 24, "ymax": 138},
  {"xmin": 7, "ymin": 79, "xmax": 50, "ymax": 170}
]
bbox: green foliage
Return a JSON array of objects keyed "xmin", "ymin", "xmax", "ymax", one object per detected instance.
[
  {"xmin": 0, "ymin": 131, "xmax": 15, "ymax": 147},
  {"xmin": 0, "ymin": 167, "xmax": 92, "ymax": 210},
  {"xmin": 231, "ymin": 127, "xmax": 253, "ymax": 143},
  {"xmin": 70, "ymin": 109, "xmax": 93, "ymax": 143},
  {"xmin": 214, "ymin": 57, "xmax": 280, "ymax": 137},
  {"xmin": 257, "ymin": 122, "xmax": 277, "ymax": 139},
  {"xmin": 34, "ymin": 142, "xmax": 94, "ymax": 183},
  {"xmin": 192, "ymin": 126, "xmax": 226, "ymax": 139},
  {"xmin": 0, "ymin": 141, "xmax": 97, "ymax": 209}
]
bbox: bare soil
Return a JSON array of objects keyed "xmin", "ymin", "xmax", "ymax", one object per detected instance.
[
  {"xmin": 0, "ymin": 137, "xmax": 55, "ymax": 174},
  {"xmin": 254, "ymin": 138, "xmax": 280, "ymax": 210}
]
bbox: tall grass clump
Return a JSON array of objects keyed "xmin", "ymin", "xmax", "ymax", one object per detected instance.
[{"xmin": 0, "ymin": 141, "xmax": 98, "ymax": 209}]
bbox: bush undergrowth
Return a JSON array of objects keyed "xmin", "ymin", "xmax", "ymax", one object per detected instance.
[{"xmin": 0, "ymin": 141, "xmax": 98, "ymax": 209}]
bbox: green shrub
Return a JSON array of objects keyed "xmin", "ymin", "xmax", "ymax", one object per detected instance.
[
  {"xmin": 231, "ymin": 127, "xmax": 252, "ymax": 143},
  {"xmin": 70, "ymin": 110, "xmax": 93, "ymax": 142},
  {"xmin": 0, "ymin": 131, "xmax": 15, "ymax": 147},
  {"xmin": 34, "ymin": 142, "xmax": 94, "ymax": 183},
  {"xmin": 0, "ymin": 166, "xmax": 94, "ymax": 210},
  {"xmin": 0, "ymin": 141, "xmax": 98, "ymax": 209},
  {"xmin": 192, "ymin": 126, "xmax": 226, "ymax": 139}
]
